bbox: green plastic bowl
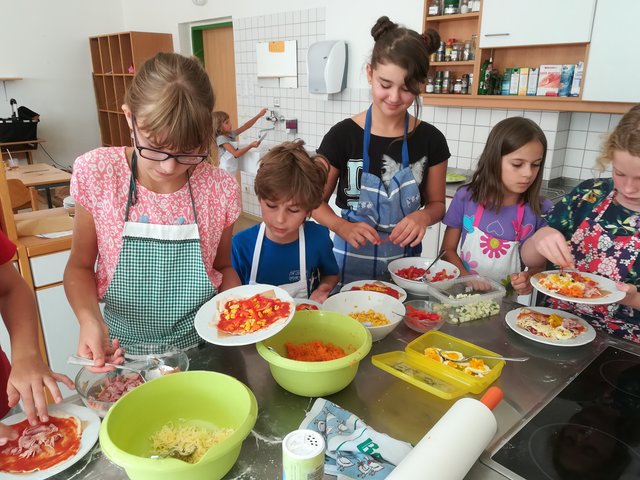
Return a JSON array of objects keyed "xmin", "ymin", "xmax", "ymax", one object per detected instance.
[
  {"xmin": 99, "ymin": 371, "xmax": 257, "ymax": 480},
  {"xmin": 256, "ymin": 311, "xmax": 373, "ymax": 397}
]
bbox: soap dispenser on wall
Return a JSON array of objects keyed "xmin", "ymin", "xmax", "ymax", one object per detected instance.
[{"xmin": 307, "ymin": 40, "xmax": 348, "ymax": 95}]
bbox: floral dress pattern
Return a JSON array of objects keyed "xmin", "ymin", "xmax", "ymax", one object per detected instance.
[{"xmin": 545, "ymin": 178, "xmax": 640, "ymax": 343}]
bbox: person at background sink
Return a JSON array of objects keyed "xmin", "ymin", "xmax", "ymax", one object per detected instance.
[
  {"xmin": 232, "ymin": 140, "xmax": 339, "ymax": 302},
  {"xmin": 64, "ymin": 53, "xmax": 241, "ymax": 367},
  {"xmin": 441, "ymin": 117, "xmax": 552, "ymax": 295},
  {"xmin": 0, "ymin": 230, "xmax": 74, "ymax": 444},
  {"xmin": 313, "ymin": 16, "xmax": 449, "ymax": 285},
  {"xmin": 214, "ymin": 108, "xmax": 267, "ymax": 176},
  {"xmin": 522, "ymin": 104, "xmax": 640, "ymax": 343}
]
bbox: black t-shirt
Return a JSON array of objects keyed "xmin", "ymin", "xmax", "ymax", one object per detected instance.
[{"xmin": 317, "ymin": 118, "xmax": 450, "ymax": 209}]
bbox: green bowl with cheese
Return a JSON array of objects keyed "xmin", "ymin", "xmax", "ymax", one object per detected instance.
[{"xmin": 99, "ymin": 371, "xmax": 257, "ymax": 480}]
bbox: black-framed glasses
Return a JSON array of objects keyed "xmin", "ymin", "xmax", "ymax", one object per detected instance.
[{"xmin": 132, "ymin": 117, "xmax": 209, "ymax": 165}]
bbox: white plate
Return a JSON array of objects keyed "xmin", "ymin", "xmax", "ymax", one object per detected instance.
[
  {"xmin": 294, "ymin": 298, "xmax": 323, "ymax": 311},
  {"xmin": 505, "ymin": 306, "xmax": 596, "ymax": 347},
  {"xmin": 1, "ymin": 403, "xmax": 100, "ymax": 479},
  {"xmin": 340, "ymin": 280, "xmax": 408, "ymax": 302},
  {"xmin": 530, "ymin": 270, "xmax": 625, "ymax": 305},
  {"xmin": 194, "ymin": 284, "xmax": 295, "ymax": 346}
]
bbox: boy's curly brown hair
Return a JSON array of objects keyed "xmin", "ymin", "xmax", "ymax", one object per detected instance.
[{"xmin": 254, "ymin": 140, "xmax": 328, "ymax": 212}]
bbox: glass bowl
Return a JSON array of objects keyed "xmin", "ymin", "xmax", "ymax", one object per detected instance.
[
  {"xmin": 403, "ymin": 299, "xmax": 445, "ymax": 333},
  {"xmin": 74, "ymin": 368, "xmax": 145, "ymax": 418}
]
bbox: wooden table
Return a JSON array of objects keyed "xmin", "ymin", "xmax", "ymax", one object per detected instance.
[
  {"xmin": 6, "ymin": 163, "xmax": 72, "ymax": 208},
  {"xmin": 0, "ymin": 138, "xmax": 46, "ymax": 165}
]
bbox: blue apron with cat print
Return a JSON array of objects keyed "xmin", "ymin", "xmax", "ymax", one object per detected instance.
[{"xmin": 333, "ymin": 106, "xmax": 421, "ymax": 285}]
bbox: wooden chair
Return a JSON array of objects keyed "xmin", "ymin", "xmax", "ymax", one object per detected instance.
[{"xmin": 7, "ymin": 179, "xmax": 39, "ymax": 213}]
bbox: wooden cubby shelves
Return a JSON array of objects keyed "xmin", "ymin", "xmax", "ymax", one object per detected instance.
[{"xmin": 89, "ymin": 32, "xmax": 173, "ymax": 147}]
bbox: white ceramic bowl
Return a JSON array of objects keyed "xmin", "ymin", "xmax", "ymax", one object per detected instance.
[
  {"xmin": 388, "ymin": 257, "xmax": 460, "ymax": 296},
  {"xmin": 322, "ymin": 291, "xmax": 405, "ymax": 342},
  {"xmin": 294, "ymin": 298, "xmax": 323, "ymax": 311},
  {"xmin": 340, "ymin": 280, "xmax": 407, "ymax": 302}
]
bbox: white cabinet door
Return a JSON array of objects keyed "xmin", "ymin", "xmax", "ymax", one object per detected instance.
[
  {"xmin": 30, "ymin": 251, "xmax": 70, "ymax": 288},
  {"xmin": 480, "ymin": 0, "xmax": 596, "ymax": 48},
  {"xmin": 582, "ymin": 0, "xmax": 640, "ymax": 103},
  {"xmin": 36, "ymin": 284, "xmax": 80, "ymax": 398}
]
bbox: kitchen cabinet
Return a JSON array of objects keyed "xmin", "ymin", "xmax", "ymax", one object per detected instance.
[
  {"xmin": 581, "ymin": 0, "xmax": 640, "ymax": 103},
  {"xmin": 89, "ymin": 32, "xmax": 173, "ymax": 147},
  {"xmin": 421, "ymin": 0, "xmax": 633, "ymax": 113},
  {"xmin": 479, "ymin": 0, "xmax": 596, "ymax": 48}
]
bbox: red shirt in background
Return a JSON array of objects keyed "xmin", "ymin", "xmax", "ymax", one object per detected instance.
[{"xmin": 0, "ymin": 231, "xmax": 17, "ymax": 418}]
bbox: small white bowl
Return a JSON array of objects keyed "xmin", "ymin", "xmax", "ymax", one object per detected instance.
[
  {"xmin": 340, "ymin": 280, "xmax": 407, "ymax": 302},
  {"xmin": 322, "ymin": 291, "xmax": 405, "ymax": 342},
  {"xmin": 294, "ymin": 298, "xmax": 323, "ymax": 311},
  {"xmin": 388, "ymin": 257, "xmax": 460, "ymax": 296}
]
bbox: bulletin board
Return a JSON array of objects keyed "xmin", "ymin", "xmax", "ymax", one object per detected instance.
[{"xmin": 256, "ymin": 40, "xmax": 297, "ymax": 88}]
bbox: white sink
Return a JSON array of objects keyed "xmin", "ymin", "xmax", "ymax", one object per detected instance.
[{"xmin": 239, "ymin": 149, "xmax": 267, "ymax": 174}]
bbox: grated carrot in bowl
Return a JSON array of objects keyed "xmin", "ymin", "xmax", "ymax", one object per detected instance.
[{"xmin": 285, "ymin": 341, "xmax": 348, "ymax": 362}]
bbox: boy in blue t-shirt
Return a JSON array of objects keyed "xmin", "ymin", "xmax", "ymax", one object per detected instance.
[{"xmin": 232, "ymin": 140, "xmax": 339, "ymax": 302}]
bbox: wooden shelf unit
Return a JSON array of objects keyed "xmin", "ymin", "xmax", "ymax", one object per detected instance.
[
  {"xmin": 89, "ymin": 32, "xmax": 173, "ymax": 147},
  {"xmin": 421, "ymin": 1, "xmax": 633, "ymax": 113}
]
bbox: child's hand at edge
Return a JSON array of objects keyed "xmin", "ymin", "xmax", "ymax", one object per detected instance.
[
  {"xmin": 310, "ymin": 285, "xmax": 332, "ymax": 304},
  {"xmin": 511, "ymin": 272, "xmax": 533, "ymax": 295}
]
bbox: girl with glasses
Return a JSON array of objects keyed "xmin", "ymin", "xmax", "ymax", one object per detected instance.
[{"xmin": 64, "ymin": 53, "xmax": 241, "ymax": 368}]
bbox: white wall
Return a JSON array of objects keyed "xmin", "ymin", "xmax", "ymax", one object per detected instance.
[
  {"xmin": 121, "ymin": 0, "xmax": 423, "ymax": 89},
  {"xmin": 0, "ymin": 0, "xmax": 123, "ymax": 169}
]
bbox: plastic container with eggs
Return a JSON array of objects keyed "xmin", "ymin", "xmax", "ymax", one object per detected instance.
[{"xmin": 371, "ymin": 331, "xmax": 505, "ymax": 399}]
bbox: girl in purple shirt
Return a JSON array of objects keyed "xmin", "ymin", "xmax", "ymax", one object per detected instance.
[{"xmin": 441, "ymin": 117, "xmax": 552, "ymax": 294}]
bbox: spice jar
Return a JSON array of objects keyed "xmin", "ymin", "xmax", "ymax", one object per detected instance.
[
  {"xmin": 436, "ymin": 41, "xmax": 445, "ymax": 62},
  {"xmin": 426, "ymin": 77, "xmax": 435, "ymax": 94},
  {"xmin": 452, "ymin": 43, "xmax": 463, "ymax": 62},
  {"xmin": 445, "ymin": 39, "xmax": 454, "ymax": 62},
  {"xmin": 442, "ymin": 71, "xmax": 451, "ymax": 94},
  {"xmin": 461, "ymin": 74, "xmax": 469, "ymax": 94},
  {"xmin": 428, "ymin": 0, "xmax": 440, "ymax": 16},
  {"xmin": 460, "ymin": 0, "xmax": 470, "ymax": 13},
  {"xmin": 434, "ymin": 71, "xmax": 443, "ymax": 94}
]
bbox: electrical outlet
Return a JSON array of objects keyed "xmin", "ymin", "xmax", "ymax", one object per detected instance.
[{"xmin": 273, "ymin": 98, "xmax": 280, "ymax": 107}]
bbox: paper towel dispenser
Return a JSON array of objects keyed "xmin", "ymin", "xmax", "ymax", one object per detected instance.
[{"xmin": 307, "ymin": 40, "xmax": 347, "ymax": 95}]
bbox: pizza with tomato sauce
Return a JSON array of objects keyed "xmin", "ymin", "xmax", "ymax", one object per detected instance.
[
  {"xmin": 0, "ymin": 413, "xmax": 81, "ymax": 474},
  {"xmin": 348, "ymin": 281, "xmax": 401, "ymax": 299},
  {"xmin": 216, "ymin": 290, "xmax": 293, "ymax": 335},
  {"xmin": 534, "ymin": 271, "xmax": 607, "ymax": 299}
]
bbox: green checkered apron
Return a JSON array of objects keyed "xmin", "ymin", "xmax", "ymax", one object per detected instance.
[{"xmin": 101, "ymin": 152, "xmax": 216, "ymax": 348}]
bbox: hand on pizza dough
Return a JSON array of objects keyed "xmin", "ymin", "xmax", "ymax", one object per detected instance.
[{"xmin": 7, "ymin": 355, "xmax": 74, "ymax": 425}]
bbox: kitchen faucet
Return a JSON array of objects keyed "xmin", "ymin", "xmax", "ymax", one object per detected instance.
[{"xmin": 265, "ymin": 109, "xmax": 285, "ymax": 123}]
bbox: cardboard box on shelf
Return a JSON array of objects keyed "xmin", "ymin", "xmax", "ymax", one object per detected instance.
[
  {"xmin": 509, "ymin": 67, "xmax": 520, "ymax": 95},
  {"xmin": 536, "ymin": 65, "xmax": 562, "ymax": 96},
  {"xmin": 527, "ymin": 68, "xmax": 539, "ymax": 96},
  {"xmin": 518, "ymin": 68, "xmax": 529, "ymax": 96},
  {"xmin": 558, "ymin": 64, "xmax": 575, "ymax": 97},
  {"xmin": 570, "ymin": 62, "xmax": 584, "ymax": 97}
]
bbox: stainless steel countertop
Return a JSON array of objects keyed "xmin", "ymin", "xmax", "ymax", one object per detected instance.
[{"xmin": 50, "ymin": 297, "xmax": 627, "ymax": 480}]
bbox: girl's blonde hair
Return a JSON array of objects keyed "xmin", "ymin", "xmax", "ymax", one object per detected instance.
[
  {"xmin": 125, "ymin": 52, "xmax": 214, "ymax": 154},
  {"xmin": 213, "ymin": 111, "xmax": 230, "ymax": 136},
  {"xmin": 254, "ymin": 140, "xmax": 328, "ymax": 212},
  {"xmin": 468, "ymin": 116, "xmax": 547, "ymax": 216},
  {"xmin": 596, "ymin": 104, "xmax": 640, "ymax": 171}
]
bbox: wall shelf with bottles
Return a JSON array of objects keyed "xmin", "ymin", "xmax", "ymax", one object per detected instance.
[
  {"xmin": 89, "ymin": 32, "xmax": 173, "ymax": 147},
  {"xmin": 421, "ymin": 0, "xmax": 634, "ymax": 114}
]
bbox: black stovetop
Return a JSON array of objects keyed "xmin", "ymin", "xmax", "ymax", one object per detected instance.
[{"xmin": 490, "ymin": 346, "xmax": 640, "ymax": 480}]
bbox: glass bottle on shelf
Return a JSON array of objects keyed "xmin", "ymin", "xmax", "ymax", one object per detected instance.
[
  {"xmin": 442, "ymin": 71, "xmax": 451, "ymax": 94},
  {"xmin": 460, "ymin": 0, "xmax": 470, "ymax": 14},
  {"xmin": 434, "ymin": 71, "xmax": 443, "ymax": 94},
  {"xmin": 426, "ymin": 77, "xmax": 435, "ymax": 94},
  {"xmin": 443, "ymin": 0, "xmax": 460, "ymax": 15},
  {"xmin": 428, "ymin": 0, "xmax": 440, "ymax": 16},
  {"xmin": 436, "ymin": 41, "xmax": 445, "ymax": 62}
]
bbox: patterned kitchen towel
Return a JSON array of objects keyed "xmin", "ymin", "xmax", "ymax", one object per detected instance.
[{"xmin": 300, "ymin": 398, "xmax": 413, "ymax": 479}]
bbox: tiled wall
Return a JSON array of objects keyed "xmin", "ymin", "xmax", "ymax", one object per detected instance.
[
  {"xmin": 233, "ymin": 7, "xmax": 621, "ymax": 193},
  {"xmin": 425, "ymin": 107, "xmax": 620, "ymax": 181}
]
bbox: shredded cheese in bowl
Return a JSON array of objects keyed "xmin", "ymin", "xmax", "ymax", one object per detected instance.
[
  {"xmin": 149, "ymin": 421, "xmax": 235, "ymax": 463},
  {"xmin": 348, "ymin": 309, "xmax": 390, "ymax": 326}
]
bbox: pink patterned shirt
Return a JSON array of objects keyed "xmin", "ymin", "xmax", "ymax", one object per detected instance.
[{"xmin": 71, "ymin": 147, "xmax": 241, "ymax": 298}]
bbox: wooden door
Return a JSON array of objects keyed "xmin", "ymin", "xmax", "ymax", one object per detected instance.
[{"xmin": 203, "ymin": 26, "xmax": 238, "ymax": 125}]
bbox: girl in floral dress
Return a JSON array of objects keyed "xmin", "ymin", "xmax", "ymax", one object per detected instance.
[
  {"xmin": 522, "ymin": 105, "xmax": 640, "ymax": 343},
  {"xmin": 441, "ymin": 117, "xmax": 552, "ymax": 295}
]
